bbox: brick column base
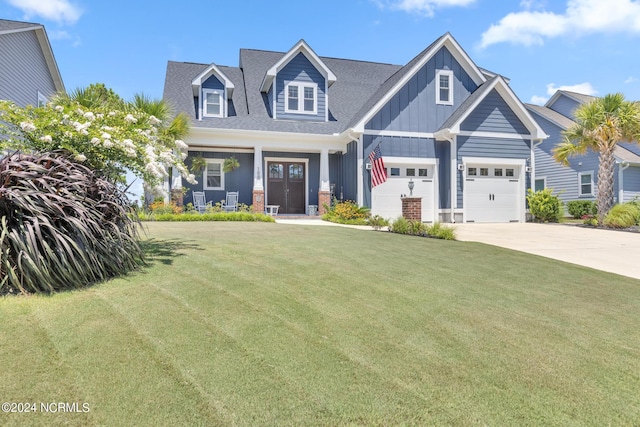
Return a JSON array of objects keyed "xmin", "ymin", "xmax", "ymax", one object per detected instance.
[
  {"xmin": 401, "ymin": 197, "xmax": 422, "ymax": 221},
  {"xmin": 318, "ymin": 191, "xmax": 331, "ymax": 215},
  {"xmin": 252, "ymin": 189, "xmax": 265, "ymax": 214}
]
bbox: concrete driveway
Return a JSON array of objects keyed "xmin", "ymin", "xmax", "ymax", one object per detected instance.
[{"xmin": 455, "ymin": 223, "xmax": 640, "ymax": 280}]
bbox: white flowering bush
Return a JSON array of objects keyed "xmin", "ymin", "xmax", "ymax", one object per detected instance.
[{"xmin": 0, "ymin": 100, "xmax": 195, "ymax": 187}]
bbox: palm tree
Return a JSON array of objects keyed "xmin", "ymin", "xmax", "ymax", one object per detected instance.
[{"xmin": 553, "ymin": 93, "xmax": 640, "ymax": 223}]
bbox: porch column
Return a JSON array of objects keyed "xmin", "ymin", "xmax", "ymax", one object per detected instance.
[
  {"xmin": 318, "ymin": 148, "xmax": 331, "ymax": 215},
  {"xmin": 450, "ymin": 135, "xmax": 457, "ymax": 223},
  {"xmin": 252, "ymin": 146, "xmax": 265, "ymax": 214}
]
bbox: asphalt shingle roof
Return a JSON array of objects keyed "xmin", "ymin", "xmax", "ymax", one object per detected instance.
[
  {"xmin": 525, "ymin": 103, "xmax": 576, "ymax": 129},
  {"xmin": 163, "ymin": 49, "xmax": 401, "ymax": 135},
  {"xmin": 0, "ymin": 19, "xmax": 40, "ymax": 32}
]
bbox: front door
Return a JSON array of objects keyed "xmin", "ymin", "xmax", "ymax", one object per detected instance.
[{"xmin": 267, "ymin": 161, "xmax": 305, "ymax": 214}]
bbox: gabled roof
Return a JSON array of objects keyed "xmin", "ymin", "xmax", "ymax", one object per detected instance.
[
  {"xmin": 0, "ymin": 19, "xmax": 65, "ymax": 93},
  {"xmin": 615, "ymin": 144, "xmax": 640, "ymax": 164},
  {"xmin": 545, "ymin": 90, "xmax": 597, "ymax": 109},
  {"xmin": 259, "ymin": 39, "xmax": 337, "ymax": 93},
  {"xmin": 191, "ymin": 63, "xmax": 235, "ymax": 98},
  {"xmin": 525, "ymin": 103, "xmax": 575, "ymax": 130},
  {"xmin": 351, "ymin": 33, "xmax": 487, "ymax": 132},
  {"xmin": 436, "ymin": 76, "xmax": 548, "ymax": 140}
]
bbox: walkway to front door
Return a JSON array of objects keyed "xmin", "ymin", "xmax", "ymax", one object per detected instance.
[{"xmin": 267, "ymin": 161, "xmax": 305, "ymax": 214}]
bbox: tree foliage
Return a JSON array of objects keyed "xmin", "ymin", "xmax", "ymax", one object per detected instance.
[
  {"xmin": 553, "ymin": 93, "xmax": 640, "ymax": 223},
  {"xmin": 0, "ymin": 83, "xmax": 195, "ymax": 189}
]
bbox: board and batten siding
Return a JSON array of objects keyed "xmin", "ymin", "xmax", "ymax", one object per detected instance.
[
  {"xmin": 460, "ymin": 89, "xmax": 528, "ymax": 134},
  {"xmin": 0, "ymin": 30, "xmax": 57, "ymax": 107},
  {"xmin": 531, "ymin": 112, "xmax": 599, "ymax": 203},
  {"xmin": 456, "ymin": 136, "xmax": 531, "ymax": 207},
  {"xmin": 365, "ymin": 46, "xmax": 477, "ymax": 133},
  {"xmin": 275, "ymin": 53, "xmax": 326, "ymax": 121},
  {"xmin": 341, "ymin": 141, "xmax": 358, "ymax": 202},
  {"xmin": 547, "ymin": 94, "xmax": 581, "ymax": 120}
]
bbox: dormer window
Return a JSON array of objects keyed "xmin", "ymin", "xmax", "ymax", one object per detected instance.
[
  {"xmin": 285, "ymin": 82, "xmax": 317, "ymax": 114},
  {"xmin": 203, "ymin": 89, "xmax": 223, "ymax": 117},
  {"xmin": 436, "ymin": 70, "xmax": 453, "ymax": 105}
]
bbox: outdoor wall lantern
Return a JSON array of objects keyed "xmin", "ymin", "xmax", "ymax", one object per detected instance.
[{"xmin": 408, "ymin": 178, "xmax": 414, "ymax": 196}]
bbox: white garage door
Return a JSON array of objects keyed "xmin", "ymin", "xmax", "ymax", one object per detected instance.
[
  {"xmin": 371, "ymin": 163, "xmax": 436, "ymax": 222},
  {"xmin": 464, "ymin": 164, "xmax": 522, "ymax": 223}
]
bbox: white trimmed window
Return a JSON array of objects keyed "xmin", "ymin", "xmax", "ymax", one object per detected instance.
[
  {"xmin": 579, "ymin": 172, "xmax": 593, "ymax": 196},
  {"xmin": 203, "ymin": 159, "xmax": 224, "ymax": 190},
  {"xmin": 436, "ymin": 70, "xmax": 453, "ymax": 105},
  {"xmin": 37, "ymin": 91, "xmax": 47, "ymax": 107},
  {"xmin": 203, "ymin": 89, "xmax": 223, "ymax": 117},
  {"xmin": 285, "ymin": 82, "xmax": 317, "ymax": 114}
]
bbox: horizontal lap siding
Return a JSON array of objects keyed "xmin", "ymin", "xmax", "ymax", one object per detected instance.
[
  {"xmin": 0, "ymin": 31, "xmax": 56, "ymax": 107},
  {"xmin": 532, "ymin": 113, "xmax": 598, "ymax": 203},
  {"xmin": 456, "ymin": 136, "xmax": 530, "ymax": 207},
  {"xmin": 275, "ymin": 53, "xmax": 326, "ymax": 121},
  {"xmin": 461, "ymin": 89, "xmax": 528, "ymax": 134},
  {"xmin": 623, "ymin": 166, "xmax": 640, "ymax": 202},
  {"xmin": 365, "ymin": 47, "xmax": 477, "ymax": 132}
]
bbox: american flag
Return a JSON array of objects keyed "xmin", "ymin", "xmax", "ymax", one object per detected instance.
[{"xmin": 368, "ymin": 144, "xmax": 387, "ymax": 187}]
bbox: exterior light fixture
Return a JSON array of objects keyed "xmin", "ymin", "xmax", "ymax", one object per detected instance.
[{"xmin": 408, "ymin": 178, "xmax": 414, "ymax": 196}]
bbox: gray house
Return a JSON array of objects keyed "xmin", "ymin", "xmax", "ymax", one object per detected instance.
[
  {"xmin": 163, "ymin": 33, "xmax": 547, "ymax": 222},
  {"xmin": 0, "ymin": 19, "xmax": 65, "ymax": 107},
  {"xmin": 526, "ymin": 90, "xmax": 640, "ymax": 207}
]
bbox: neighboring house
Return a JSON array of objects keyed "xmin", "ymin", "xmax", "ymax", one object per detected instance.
[
  {"xmin": 163, "ymin": 33, "xmax": 547, "ymax": 223},
  {"xmin": 0, "ymin": 19, "xmax": 65, "ymax": 107},
  {"xmin": 526, "ymin": 90, "xmax": 640, "ymax": 207}
]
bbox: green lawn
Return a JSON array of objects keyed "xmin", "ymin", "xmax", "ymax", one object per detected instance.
[{"xmin": 2, "ymin": 222, "xmax": 640, "ymax": 426}]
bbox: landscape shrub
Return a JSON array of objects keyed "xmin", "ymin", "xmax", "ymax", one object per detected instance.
[
  {"xmin": 388, "ymin": 218, "xmax": 456, "ymax": 240},
  {"xmin": 138, "ymin": 211, "xmax": 275, "ymax": 222},
  {"xmin": 322, "ymin": 199, "xmax": 370, "ymax": 225},
  {"xmin": 603, "ymin": 203, "xmax": 639, "ymax": 229},
  {"xmin": 149, "ymin": 200, "xmax": 183, "ymax": 214},
  {"xmin": 526, "ymin": 188, "xmax": 563, "ymax": 222},
  {"xmin": 367, "ymin": 215, "xmax": 389, "ymax": 230},
  {"xmin": 566, "ymin": 200, "xmax": 597, "ymax": 219},
  {"xmin": 0, "ymin": 152, "xmax": 143, "ymax": 294}
]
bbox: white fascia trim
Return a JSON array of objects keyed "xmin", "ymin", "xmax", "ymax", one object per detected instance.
[
  {"xmin": 192, "ymin": 63, "xmax": 235, "ymax": 98},
  {"xmin": 188, "ymin": 128, "xmax": 348, "ymax": 152},
  {"xmin": 260, "ymin": 39, "xmax": 337, "ymax": 93},
  {"xmin": 353, "ymin": 34, "xmax": 486, "ymax": 132},
  {"xmin": 458, "ymin": 131, "xmax": 531, "ymax": 140},
  {"xmin": 33, "ymin": 27, "xmax": 65, "ymax": 93},
  {"xmin": 363, "ymin": 129, "xmax": 435, "ymax": 138},
  {"xmin": 187, "ymin": 146, "xmax": 254, "ymax": 153}
]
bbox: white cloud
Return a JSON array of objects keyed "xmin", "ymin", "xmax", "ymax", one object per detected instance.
[
  {"xmin": 530, "ymin": 95, "xmax": 549, "ymax": 105},
  {"xmin": 6, "ymin": 0, "xmax": 82, "ymax": 25},
  {"xmin": 374, "ymin": 0, "xmax": 477, "ymax": 16},
  {"xmin": 546, "ymin": 82, "xmax": 598, "ymax": 96},
  {"xmin": 625, "ymin": 76, "xmax": 639, "ymax": 84},
  {"xmin": 480, "ymin": 0, "xmax": 640, "ymax": 48}
]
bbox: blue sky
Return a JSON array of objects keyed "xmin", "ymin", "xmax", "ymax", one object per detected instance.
[{"xmin": 2, "ymin": 0, "xmax": 640, "ymax": 107}]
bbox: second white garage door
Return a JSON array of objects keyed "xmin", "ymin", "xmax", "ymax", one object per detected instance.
[
  {"xmin": 464, "ymin": 162, "xmax": 524, "ymax": 223},
  {"xmin": 371, "ymin": 161, "xmax": 437, "ymax": 222}
]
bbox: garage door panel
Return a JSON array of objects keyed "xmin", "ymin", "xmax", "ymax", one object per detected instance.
[
  {"xmin": 465, "ymin": 164, "xmax": 522, "ymax": 223},
  {"xmin": 370, "ymin": 163, "xmax": 435, "ymax": 222}
]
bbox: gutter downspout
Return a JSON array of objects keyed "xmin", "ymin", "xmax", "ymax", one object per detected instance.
[
  {"xmin": 347, "ymin": 129, "xmax": 364, "ymax": 206},
  {"xmin": 618, "ymin": 161, "xmax": 630, "ymax": 204}
]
